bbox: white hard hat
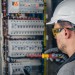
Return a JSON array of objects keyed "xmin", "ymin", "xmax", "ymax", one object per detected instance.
[{"xmin": 47, "ymin": 0, "xmax": 75, "ymax": 25}]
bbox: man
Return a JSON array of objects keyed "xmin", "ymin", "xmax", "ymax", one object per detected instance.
[{"xmin": 47, "ymin": 0, "xmax": 75, "ymax": 75}]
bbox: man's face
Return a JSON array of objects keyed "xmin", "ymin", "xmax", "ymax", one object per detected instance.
[{"xmin": 53, "ymin": 23, "xmax": 66, "ymax": 53}]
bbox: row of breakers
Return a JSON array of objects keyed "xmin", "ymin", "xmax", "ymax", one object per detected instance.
[
  {"xmin": 8, "ymin": 40, "xmax": 43, "ymax": 57},
  {"xmin": 8, "ymin": 20, "xmax": 44, "ymax": 35}
]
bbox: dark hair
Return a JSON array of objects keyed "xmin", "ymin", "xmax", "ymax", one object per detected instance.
[{"xmin": 57, "ymin": 20, "xmax": 75, "ymax": 28}]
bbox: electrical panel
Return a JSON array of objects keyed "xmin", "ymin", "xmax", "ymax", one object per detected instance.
[{"xmin": 2, "ymin": 0, "xmax": 45, "ymax": 75}]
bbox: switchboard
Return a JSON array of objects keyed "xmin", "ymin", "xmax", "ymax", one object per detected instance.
[{"xmin": 2, "ymin": 0, "xmax": 45, "ymax": 75}]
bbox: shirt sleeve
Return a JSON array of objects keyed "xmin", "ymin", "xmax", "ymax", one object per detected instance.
[
  {"xmin": 57, "ymin": 62, "xmax": 75, "ymax": 75},
  {"xmin": 57, "ymin": 69, "xmax": 74, "ymax": 75}
]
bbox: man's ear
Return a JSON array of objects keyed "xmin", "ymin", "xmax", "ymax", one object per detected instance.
[{"xmin": 64, "ymin": 28, "xmax": 71, "ymax": 39}]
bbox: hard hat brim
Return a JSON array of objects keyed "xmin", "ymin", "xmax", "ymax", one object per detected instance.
[{"xmin": 46, "ymin": 21, "xmax": 54, "ymax": 25}]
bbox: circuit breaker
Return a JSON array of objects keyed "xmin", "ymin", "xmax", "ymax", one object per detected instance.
[{"xmin": 2, "ymin": 0, "xmax": 45, "ymax": 75}]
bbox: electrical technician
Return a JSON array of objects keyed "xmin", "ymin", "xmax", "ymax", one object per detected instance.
[{"xmin": 47, "ymin": 0, "xmax": 75, "ymax": 75}]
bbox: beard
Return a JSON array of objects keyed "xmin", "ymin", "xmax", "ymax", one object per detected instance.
[{"xmin": 58, "ymin": 43, "xmax": 67, "ymax": 54}]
